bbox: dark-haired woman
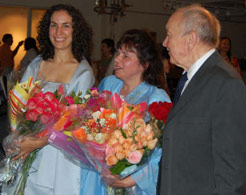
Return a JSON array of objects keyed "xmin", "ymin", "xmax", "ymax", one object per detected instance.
[
  {"xmin": 80, "ymin": 29, "xmax": 170, "ymax": 195},
  {"xmin": 218, "ymin": 37, "xmax": 242, "ymax": 75},
  {"xmin": 3, "ymin": 4, "xmax": 94, "ymax": 195}
]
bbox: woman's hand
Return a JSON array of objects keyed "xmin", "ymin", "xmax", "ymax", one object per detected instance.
[
  {"xmin": 13, "ymin": 136, "xmax": 48, "ymax": 161},
  {"xmin": 101, "ymin": 168, "xmax": 136, "ymax": 188}
]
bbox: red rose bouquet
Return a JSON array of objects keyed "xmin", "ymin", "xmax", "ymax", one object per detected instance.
[
  {"xmin": 148, "ymin": 101, "xmax": 173, "ymax": 142},
  {"xmin": 0, "ymin": 77, "xmax": 61, "ymax": 194}
]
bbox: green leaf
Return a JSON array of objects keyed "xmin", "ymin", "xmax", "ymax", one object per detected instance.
[
  {"xmin": 120, "ymin": 128, "xmax": 127, "ymax": 139},
  {"xmin": 110, "ymin": 159, "xmax": 128, "ymax": 175},
  {"xmin": 78, "ymin": 91, "xmax": 82, "ymax": 96},
  {"xmin": 70, "ymin": 91, "xmax": 76, "ymax": 98}
]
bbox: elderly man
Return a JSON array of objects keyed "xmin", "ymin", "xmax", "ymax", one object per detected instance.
[{"xmin": 158, "ymin": 4, "xmax": 246, "ymax": 195}]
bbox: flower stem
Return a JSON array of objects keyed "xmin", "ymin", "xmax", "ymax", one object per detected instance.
[{"xmin": 14, "ymin": 149, "xmax": 39, "ymax": 195}]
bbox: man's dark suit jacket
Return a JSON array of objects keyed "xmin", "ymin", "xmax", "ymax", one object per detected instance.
[{"xmin": 159, "ymin": 51, "xmax": 246, "ymax": 195}]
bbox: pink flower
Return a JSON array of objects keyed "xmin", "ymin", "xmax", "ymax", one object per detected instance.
[
  {"xmin": 106, "ymin": 145, "xmax": 115, "ymax": 156},
  {"xmin": 127, "ymin": 151, "xmax": 142, "ymax": 164},
  {"xmin": 90, "ymin": 87, "xmax": 99, "ymax": 96},
  {"xmin": 65, "ymin": 96, "xmax": 74, "ymax": 105},
  {"xmin": 26, "ymin": 98, "xmax": 38, "ymax": 110},
  {"xmin": 88, "ymin": 98, "xmax": 97, "ymax": 107},
  {"xmin": 67, "ymin": 104, "xmax": 78, "ymax": 117},
  {"xmin": 26, "ymin": 109, "xmax": 39, "ymax": 121},
  {"xmin": 58, "ymin": 85, "xmax": 65, "ymax": 96}
]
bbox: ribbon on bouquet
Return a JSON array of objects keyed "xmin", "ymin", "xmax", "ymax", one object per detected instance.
[{"xmin": 8, "ymin": 77, "xmax": 41, "ymax": 131}]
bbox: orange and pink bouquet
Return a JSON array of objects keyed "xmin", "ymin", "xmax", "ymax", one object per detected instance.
[
  {"xmin": 105, "ymin": 118, "xmax": 157, "ymax": 175},
  {"xmin": 71, "ymin": 89, "xmax": 119, "ymax": 170},
  {"xmin": 105, "ymin": 101, "xmax": 173, "ymax": 177},
  {"xmin": 72, "ymin": 91, "xmax": 156, "ymax": 178}
]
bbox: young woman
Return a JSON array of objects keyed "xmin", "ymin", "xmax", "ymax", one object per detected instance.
[
  {"xmin": 218, "ymin": 37, "xmax": 242, "ymax": 75},
  {"xmin": 3, "ymin": 4, "xmax": 94, "ymax": 195}
]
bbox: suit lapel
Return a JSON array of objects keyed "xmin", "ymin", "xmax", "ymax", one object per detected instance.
[{"xmin": 166, "ymin": 51, "xmax": 220, "ymax": 123}]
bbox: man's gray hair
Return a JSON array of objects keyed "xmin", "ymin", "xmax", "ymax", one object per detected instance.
[{"xmin": 178, "ymin": 4, "xmax": 221, "ymax": 47}]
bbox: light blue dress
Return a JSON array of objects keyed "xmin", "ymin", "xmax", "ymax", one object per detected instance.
[
  {"xmin": 80, "ymin": 75, "xmax": 170, "ymax": 195},
  {"xmin": 3, "ymin": 55, "xmax": 95, "ymax": 195}
]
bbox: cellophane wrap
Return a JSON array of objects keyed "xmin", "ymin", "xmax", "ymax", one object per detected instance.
[{"xmin": 1, "ymin": 77, "xmax": 61, "ymax": 194}]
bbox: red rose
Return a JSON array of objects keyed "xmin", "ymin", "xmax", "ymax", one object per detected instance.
[
  {"xmin": 97, "ymin": 97, "xmax": 106, "ymax": 107},
  {"xmin": 65, "ymin": 96, "xmax": 75, "ymax": 105},
  {"xmin": 40, "ymin": 111, "xmax": 52, "ymax": 124},
  {"xmin": 52, "ymin": 99, "xmax": 60, "ymax": 108},
  {"xmin": 148, "ymin": 102, "xmax": 158, "ymax": 117},
  {"xmin": 26, "ymin": 97, "xmax": 38, "ymax": 110},
  {"xmin": 100, "ymin": 90, "xmax": 112, "ymax": 99},
  {"xmin": 148, "ymin": 101, "xmax": 172, "ymax": 123},
  {"xmin": 36, "ymin": 102, "xmax": 46, "ymax": 114},
  {"xmin": 34, "ymin": 92, "xmax": 44, "ymax": 101},
  {"xmin": 26, "ymin": 109, "xmax": 39, "ymax": 121},
  {"xmin": 44, "ymin": 92, "xmax": 55, "ymax": 102},
  {"xmin": 45, "ymin": 101, "xmax": 59, "ymax": 113}
]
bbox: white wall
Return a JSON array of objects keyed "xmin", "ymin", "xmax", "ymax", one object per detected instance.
[{"xmin": 1, "ymin": 0, "xmax": 245, "ymax": 61}]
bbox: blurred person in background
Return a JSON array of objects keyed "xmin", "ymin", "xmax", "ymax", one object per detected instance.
[
  {"xmin": 218, "ymin": 36, "xmax": 242, "ymax": 75},
  {"xmin": 18, "ymin": 37, "xmax": 39, "ymax": 78},
  {"xmin": 94, "ymin": 38, "xmax": 115, "ymax": 85},
  {"xmin": 0, "ymin": 34, "xmax": 23, "ymax": 92}
]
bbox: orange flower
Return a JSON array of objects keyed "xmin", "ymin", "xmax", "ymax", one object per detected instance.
[
  {"xmin": 130, "ymin": 144, "xmax": 138, "ymax": 152},
  {"xmin": 106, "ymin": 155, "xmax": 118, "ymax": 166},
  {"xmin": 122, "ymin": 139, "xmax": 133, "ymax": 150},
  {"xmin": 108, "ymin": 138, "xmax": 118, "ymax": 146},
  {"xmin": 147, "ymin": 138, "xmax": 158, "ymax": 150},
  {"xmin": 105, "ymin": 118, "xmax": 117, "ymax": 129},
  {"xmin": 113, "ymin": 143, "xmax": 123, "ymax": 153},
  {"xmin": 99, "ymin": 109, "xmax": 115, "ymax": 119},
  {"xmin": 73, "ymin": 128, "xmax": 87, "ymax": 143},
  {"xmin": 116, "ymin": 151, "xmax": 125, "ymax": 160},
  {"xmin": 134, "ymin": 118, "xmax": 146, "ymax": 132}
]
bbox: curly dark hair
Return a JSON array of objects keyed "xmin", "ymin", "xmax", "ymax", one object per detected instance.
[
  {"xmin": 37, "ymin": 4, "xmax": 92, "ymax": 62},
  {"xmin": 117, "ymin": 29, "xmax": 163, "ymax": 87}
]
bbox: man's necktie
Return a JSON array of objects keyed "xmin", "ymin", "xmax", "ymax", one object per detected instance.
[{"xmin": 173, "ymin": 72, "xmax": 188, "ymax": 105}]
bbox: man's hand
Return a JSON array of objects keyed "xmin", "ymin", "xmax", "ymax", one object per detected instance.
[{"xmin": 18, "ymin": 40, "xmax": 24, "ymax": 47}]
